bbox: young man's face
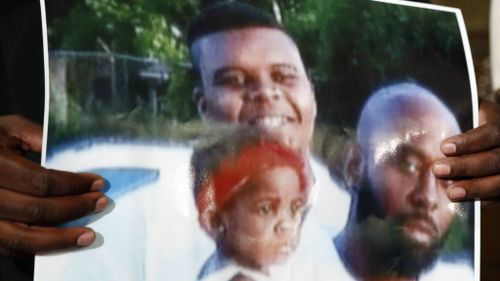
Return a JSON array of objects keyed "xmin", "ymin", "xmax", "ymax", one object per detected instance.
[
  {"xmin": 192, "ymin": 27, "xmax": 317, "ymax": 155},
  {"xmin": 365, "ymin": 112, "xmax": 459, "ymax": 255},
  {"xmin": 219, "ymin": 166, "xmax": 307, "ymax": 270}
]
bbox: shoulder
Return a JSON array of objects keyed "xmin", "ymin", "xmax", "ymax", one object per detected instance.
[
  {"xmin": 198, "ymin": 254, "xmax": 244, "ymax": 281},
  {"xmin": 306, "ymin": 155, "xmax": 351, "ymax": 234}
]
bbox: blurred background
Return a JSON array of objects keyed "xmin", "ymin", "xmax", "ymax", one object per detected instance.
[
  {"xmin": 431, "ymin": 0, "xmax": 493, "ymax": 99},
  {"xmin": 46, "ymin": 0, "xmax": 474, "ymax": 146}
]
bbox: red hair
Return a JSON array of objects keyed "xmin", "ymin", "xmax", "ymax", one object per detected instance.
[{"xmin": 196, "ymin": 141, "xmax": 310, "ymax": 215}]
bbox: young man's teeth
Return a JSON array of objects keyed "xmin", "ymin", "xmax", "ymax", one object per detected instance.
[{"xmin": 254, "ymin": 117, "xmax": 285, "ymax": 127}]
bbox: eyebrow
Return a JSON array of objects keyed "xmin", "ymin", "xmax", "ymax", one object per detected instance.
[
  {"xmin": 213, "ymin": 67, "xmax": 245, "ymax": 80},
  {"xmin": 247, "ymin": 190, "xmax": 281, "ymax": 201},
  {"xmin": 392, "ymin": 143, "xmax": 427, "ymax": 161},
  {"xmin": 251, "ymin": 189, "xmax": 306, "ymax": 201},
  {"xmin": 270, "ymin": 63, "xmax": 298, "ymax": 73},
  {"xmin": 213, "ymin": 64, "xmax": 298, "ymax": 77}
]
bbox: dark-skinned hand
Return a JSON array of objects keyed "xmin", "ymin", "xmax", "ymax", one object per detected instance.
[
  {"xmin": 433, "ymin": 99, "xmax": 500, "ymax": 204},
  {"xmin": 0, "ymin": 115, "xmax": 108, "ymax": 258}
]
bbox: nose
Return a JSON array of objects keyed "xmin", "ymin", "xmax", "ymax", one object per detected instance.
[
  {"xmin": 274, "ymin": 210, "xmax": 297, "ymax": 236},
  {"xmin": 408, "ymin": 167, "xmax": 439, "ymax": 211},
  {"xmin": 246, "ymin": 75, "xmax": 281, "ymax": 102},
  {"xmin": 274, "ymin": 220, "xmax": 295, "ymax": 237}
]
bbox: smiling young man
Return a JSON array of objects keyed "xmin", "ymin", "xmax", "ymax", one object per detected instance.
[
  {"xmin": 188, "ymin": 4, "xmax": 316, "ymax": 157},
  {"xmin": 336, "ymin": 83, "xmax": 474, "ymax": 281}
]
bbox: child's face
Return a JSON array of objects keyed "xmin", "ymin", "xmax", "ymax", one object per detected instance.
[{"xmin": 219, "ymin": 166, "xmax": 307, "ymax": 270}]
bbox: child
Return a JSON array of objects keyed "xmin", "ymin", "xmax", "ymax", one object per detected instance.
[{"xmin": 192, "ymin": 135, "xmax": 312, "ymax": 281}]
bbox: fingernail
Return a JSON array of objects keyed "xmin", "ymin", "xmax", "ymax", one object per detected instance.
[
  {"xmin": 449, "ymin": 187, "xmax": 466, "ymax": 201},
  {"xmin": 77, "ymin": 231, "xmax": 95, "ymax": 247},
  {"xmin": 91, "ymin": 179, "xmax": 106, "ymax": 191},
  {"xmin": 442, "ymin": 143, "xmax": 457, "ymax": 154},
  {"xmin": 433, "ymin": 163, "xmax": 451, "ymax": 176},
  {"xmin": 95, "ymin": 197, "xmax": 108, "ymax": 212}
]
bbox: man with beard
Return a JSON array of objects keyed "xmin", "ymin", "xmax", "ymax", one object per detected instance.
[{"xmin": 336, "ymin": 83, "xmax": 473, "ymax": 281}]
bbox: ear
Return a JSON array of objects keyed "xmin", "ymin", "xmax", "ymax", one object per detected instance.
[
  {"xmin": 193, "ymin": 86, "xmax": 208, "ymax": 120},
  {"xmin": 199, "ymin": 209, "xmax": 223, "ymax": 239},
  {"xmin": 343, "ymin": 142, "xmax": 365, "ymax": 194},
  {"xmin": 312, "ymin": 96, "xmax": 317, "ymax": 119},
  {"xmin": 308, "ymin": 78, "xmax": 317, "ymax": 119}
]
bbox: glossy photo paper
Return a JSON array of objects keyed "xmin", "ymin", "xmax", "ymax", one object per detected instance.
[{"xmin": 36, "ymin": 0, "xmax": 478, "ymax": 280}]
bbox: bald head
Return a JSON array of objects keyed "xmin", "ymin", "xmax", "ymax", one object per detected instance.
[{"xmin": 357, "ymin": 83, "xmax": 460, "ymax": 163}]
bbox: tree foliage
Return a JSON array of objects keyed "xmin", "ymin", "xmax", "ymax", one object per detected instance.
[
  {"xmin": 48, "ymin": 0, "xmax": 469, "ymax": 126},
  {"xmin": 282, "ymin": 0, "xmax": 469, "ymax": 127}
]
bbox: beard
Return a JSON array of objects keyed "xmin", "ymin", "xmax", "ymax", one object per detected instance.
[{"xmin": 352, "ymin": 177, "xmax": 443, "ymax": 278}]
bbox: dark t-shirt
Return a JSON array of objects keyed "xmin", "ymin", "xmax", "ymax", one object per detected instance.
[{"xmin": 0, "ymin": 1, "xmax": 44, "ymax": 280}]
